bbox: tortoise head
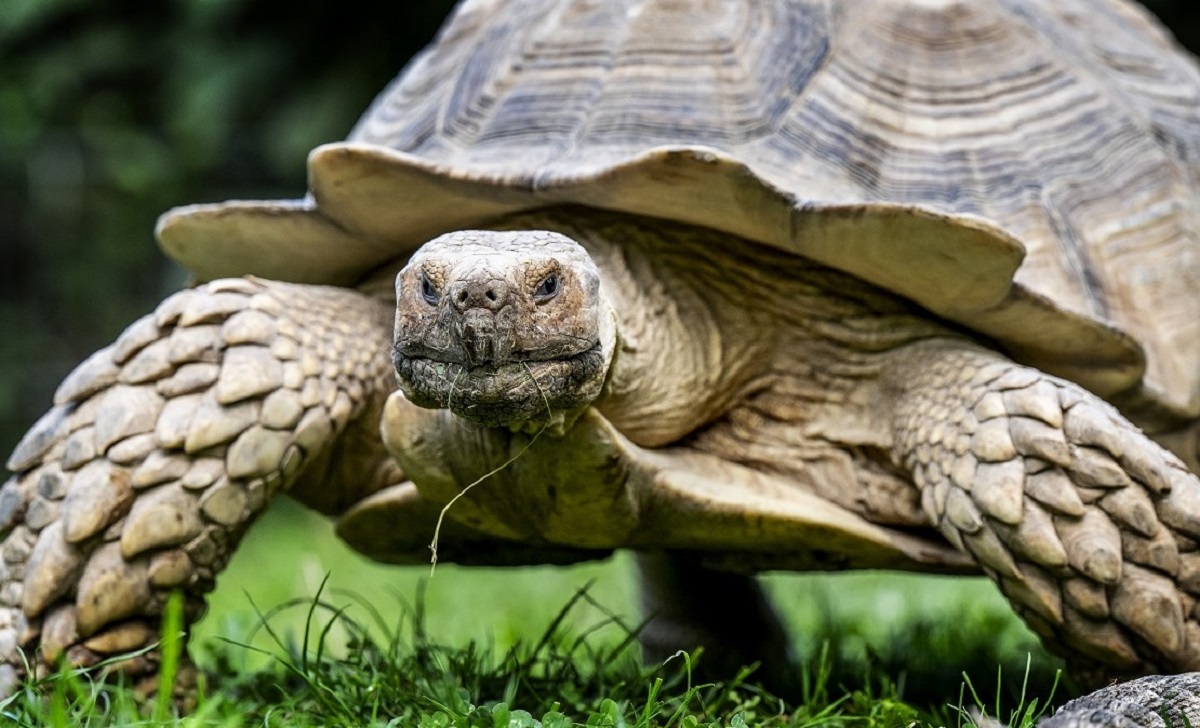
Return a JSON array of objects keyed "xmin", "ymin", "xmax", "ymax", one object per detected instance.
[{"xmin": 392, "ymin": 229, "xmax": 616, "ymax": 431}]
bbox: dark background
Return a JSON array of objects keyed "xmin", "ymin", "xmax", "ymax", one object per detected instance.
[{"xmin": 1, "ymin": 0, "xmax": 1197, "ymax": 456}]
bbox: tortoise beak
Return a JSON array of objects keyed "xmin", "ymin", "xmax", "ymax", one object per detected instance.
[
  {"xmin": 454, "ymin": 308, "xmax": 511, "ymax": 367},
  {"xmin": 444, "ymin": 271, "xmax": 516, "ymax": 367}
]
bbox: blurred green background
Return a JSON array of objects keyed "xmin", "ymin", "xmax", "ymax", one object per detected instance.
[{"xmin": 1, "ymin": 0, "xmax": 1198, "ymax": 705}]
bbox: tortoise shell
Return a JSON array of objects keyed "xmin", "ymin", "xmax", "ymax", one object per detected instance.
[{"xmin": 158, "ymin": 0, "xmax": 1200, "ymax": 428}]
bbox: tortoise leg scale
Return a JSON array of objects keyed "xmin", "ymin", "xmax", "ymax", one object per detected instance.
[
  {"xmin": 0, "ymin": 277, "xmax": 397, "ymax": 691},
  {"xmin": 889, "ymin": 340, "xmax": 1200, "ymax": 686}
]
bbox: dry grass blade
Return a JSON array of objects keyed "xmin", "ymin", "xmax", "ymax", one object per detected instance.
[{"xmin": 428, "ymin": 362, "xmax": 554, "ymax": 574}]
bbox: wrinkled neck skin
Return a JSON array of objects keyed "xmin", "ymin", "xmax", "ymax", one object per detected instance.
[
  {"xmin": 483, "ymin": 208, "xmax": 959, "ymax": 526},
  {"xmin": 457, "ymin": 209, "xmax": 777, "ymax": 448}
]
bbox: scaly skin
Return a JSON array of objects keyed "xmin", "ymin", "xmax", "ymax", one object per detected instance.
[
  {"xmin": 1041, "ymin": 672, "xmax": 1200, "ymax": 728},
  {"xmin": 0, "ymin": 278, "xmax": 396, "ymax": 691},
  {"xmin": 888, "ymin": 340, "xmax": 1200, "ymax": 685}
]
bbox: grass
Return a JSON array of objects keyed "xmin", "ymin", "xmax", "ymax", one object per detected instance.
[{"xmin": 0, "ymin": 500, "xmax": 1070, "ymax": 726}]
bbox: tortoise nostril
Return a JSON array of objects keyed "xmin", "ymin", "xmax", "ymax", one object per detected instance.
[{"xmin": 451, "ymin": 279, "xmax": 509, "ymax": 311}]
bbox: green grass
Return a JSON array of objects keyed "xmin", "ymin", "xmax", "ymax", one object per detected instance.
[{"xmin": 0, "ymin": 499, "xmax": 1069, "ymax": 726}]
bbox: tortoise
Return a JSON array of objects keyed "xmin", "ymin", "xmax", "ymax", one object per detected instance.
[{"xmin": 5, "ymin": 0, "xmax": 1200, "ymax": 704}]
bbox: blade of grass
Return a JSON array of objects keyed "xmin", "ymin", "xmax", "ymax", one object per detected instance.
[{"xmin": 155, "ymin": 589, "xmax": 186, "ymax": 721}]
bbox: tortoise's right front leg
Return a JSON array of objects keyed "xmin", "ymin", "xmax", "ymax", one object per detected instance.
[{"xmin": 0, "ymin": 277, "xmax": 398, "ymax": 692}]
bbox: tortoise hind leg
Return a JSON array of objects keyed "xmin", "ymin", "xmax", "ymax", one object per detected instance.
[
  {"xmin": 636, "ymin": 552, "xmax": 797, "ymax": 693},
  {"xmin": 887, "ymin": 339, "xmax": 1200, "ymax": 686},
  {"xmin": 0, "ymin": 277, "xmax": 397, "ymax": 693}
]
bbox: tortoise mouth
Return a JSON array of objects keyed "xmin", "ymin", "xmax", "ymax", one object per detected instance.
[{"xmin": 392, "ymin": 342, "xmax": 608, "ymax": 428}]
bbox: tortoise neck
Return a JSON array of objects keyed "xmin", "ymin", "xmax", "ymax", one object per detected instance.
[{"xmin": 491, "ymin": 207, "xmax": 777, "ymax": 446}]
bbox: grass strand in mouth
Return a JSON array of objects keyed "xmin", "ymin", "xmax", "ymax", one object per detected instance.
[
  {"xmin": 446, "ymin": 363, "xmax": 465, "ymax": 412},
  {"xmin": 428, "ymin": 362, "xmax": 554, "ymax": 575}
]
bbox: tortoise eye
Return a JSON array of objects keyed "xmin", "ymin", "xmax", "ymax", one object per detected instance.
[
  {"xmin": 534, "ymin": 273, "xmax": 559, "ymax": 301},
  {"xmin": 420, "ymin": 273, "xmax": 439, "ymax": 305}
]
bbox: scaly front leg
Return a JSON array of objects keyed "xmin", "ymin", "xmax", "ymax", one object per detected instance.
[
  {"xmin": 0, "ymin": 278, "xmax": 398, "ymax": 693},
  {"xmin": 887, "ymin": 340, "xmax": 1200, "ymax": 686}
]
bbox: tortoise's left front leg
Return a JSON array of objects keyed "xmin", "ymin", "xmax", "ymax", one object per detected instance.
[{"xmin": 886, "ymin": 339, "xmax": 1200, "ymax": 685}]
